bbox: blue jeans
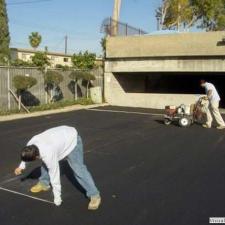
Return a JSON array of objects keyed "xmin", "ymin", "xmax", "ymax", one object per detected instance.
[{"xmin": 39, "ymin": 135, "xmax": 100, "ymax": 198}]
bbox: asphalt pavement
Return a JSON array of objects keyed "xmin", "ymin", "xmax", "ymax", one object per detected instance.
[{"xmin": 0, "ymin": 107, "xmax": 225, "ymax": 225}]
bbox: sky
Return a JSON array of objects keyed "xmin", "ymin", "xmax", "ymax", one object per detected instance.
[{"xmin": 7, "ymin": 0, "xmax": 165, "ymax": 56}]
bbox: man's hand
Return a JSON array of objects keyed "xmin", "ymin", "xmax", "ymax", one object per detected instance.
[
  {"xmin": 14, "ymin": 167, "xmax": 23, "ymax": 176},
  {"xmin": 54, "ymin": 196, "xmax": 62, "ymax": 206}
]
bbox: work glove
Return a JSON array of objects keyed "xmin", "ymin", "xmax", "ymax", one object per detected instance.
[{"xmin": 54, "ymin": 196, "xmax": 62, "ymax": 206}]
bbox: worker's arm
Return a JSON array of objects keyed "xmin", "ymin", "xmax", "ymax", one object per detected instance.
[
  {"xmin": 14, "ymin": 161, "xmax": 26, "ymax": 175},
  {"xmin": 207, "ymin": 89, "xmax": 212, "ymax": 99},
  {"xmin": 45, "ymin": 157, "xmax": 62, "ymax": 206}
]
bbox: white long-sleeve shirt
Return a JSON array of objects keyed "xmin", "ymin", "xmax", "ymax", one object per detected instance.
[
  {"xmin": 205, "ymin": 82, "xmax": 221, "ymax": 102},
  {"xmin": 19, "ymin": 126, "xmax": 78, "ymax": 200}
]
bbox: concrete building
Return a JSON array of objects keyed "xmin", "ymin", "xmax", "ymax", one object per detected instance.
[{"xmin": 105, "ymin": 31, "xmax": 225, "ymax": 109}]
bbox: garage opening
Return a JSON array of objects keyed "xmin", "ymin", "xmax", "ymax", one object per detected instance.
[{"xmin": 114, "ymin": 72, "xmax": 225, "ymax": 108}]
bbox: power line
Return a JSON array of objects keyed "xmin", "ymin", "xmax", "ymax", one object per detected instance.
[{"xmin": 7, "ymin": 0, "xmax": 53, "ymax": 6}]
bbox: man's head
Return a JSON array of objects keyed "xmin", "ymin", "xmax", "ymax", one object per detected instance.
[
  {"xmin": 21, "ymin": 145, "xmax": 40, "ymax": 162},
  {"xmin": 200, "ymin": 79, "xmax": 206, "ymax": 88}
]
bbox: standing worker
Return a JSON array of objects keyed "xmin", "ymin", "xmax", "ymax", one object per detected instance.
[
  {"xmin": 200, "ymin": 80, "xmax": 225, "ymax": 129},
  {"xmin": 14, "ymin": 126, "xmax": 101, "ymax": 210}
]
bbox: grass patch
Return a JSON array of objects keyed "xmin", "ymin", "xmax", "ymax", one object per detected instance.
[{"xmin": 0, "ymin": 98, "xmax": 94, "ymax": 116}]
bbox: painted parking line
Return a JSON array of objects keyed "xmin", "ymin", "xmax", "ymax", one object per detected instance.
[
  {"xmin": 86, "ymin": 108, "xmax": 163, "ymax": 116},
  {"xmin": 0, "ymin": 186, "xmax": 54, "ymax": 205},
  {"xmin": 0, "ymin": 176, "xmax": 24, "ymax": 185}
]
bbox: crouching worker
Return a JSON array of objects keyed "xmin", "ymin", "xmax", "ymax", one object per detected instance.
[
  {"xmin": 14, "ymin": 126, "xmax": 101, "ymax": 209},
  {"xmin": 200, "ymin": 80, "xmax": 225, "ymax": 129}
]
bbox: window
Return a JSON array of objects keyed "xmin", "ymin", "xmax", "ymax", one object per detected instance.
[{"xmin": 64, "ymin": 57, "xmax": 69, "ymax": 62}]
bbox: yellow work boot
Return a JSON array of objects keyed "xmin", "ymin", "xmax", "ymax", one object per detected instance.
[
  {"xmin": 202, "ymin": 124, "xmax": 211, "ymax": 129},
  {"xmin": 30, "ymin": 182, "xmax": 50, "ymax": 193},
  {"xmin": 88, "ymin": 195, "xmax": 101, "ymax": 210},
  {"xmin": 217, "ymin": 126, "xmax": 225, "ymax": 130}
]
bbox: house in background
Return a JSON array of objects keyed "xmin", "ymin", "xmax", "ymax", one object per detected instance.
[
  {"xmin": 10, "ymin": 48, "xmax": 103, "ymax": 69},
  {"xmin": 10, "ymin": 48, "xmax": 73, "ymax": 68}
]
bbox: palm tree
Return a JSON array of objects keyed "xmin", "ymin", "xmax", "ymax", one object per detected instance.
[{"xmin": 29, "ymin": 32, "xmax": 42, "ymax": 50}]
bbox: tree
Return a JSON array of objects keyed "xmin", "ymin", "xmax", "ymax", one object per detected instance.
[
  {"xmin": 71, "ymin": 51, "xmax": 96, "ymax": 70},
  {"xmin": 13, "ymin": 75, "xmax": 37, "ymax": 110},
  {"xmin": 157, "ymin": 0, "xmax": 196, "ymax": 31},
  {"xmin": 69, "ymin": 71, "xmax": 84, "ymax": 100},
  {"xmin": 155, "ymin": 0, "xmax": 170, "ymax": 30},
  {"xmin": 44, "ymin": 70, "xmax": 63, "ymax": 102},
  {"xmin": 82, "ymin": 72, "xmax": 96, "ymax": 98},
  {"xmin": 11, "ymin": 59, "xmax": 34, "ymax": 67},
  {"xmin": 100, "ymin": 37, "xmax": 107, "ymax": 59},
  {"xmin": 191, "ymin": 0, "xmax": 225, "ymax": 31},
  {"xmin": 31, "ymin": 52, "xmax": 50, "ymax": 71},
  {"xmin": 0, "ymin": 0, "xmax": 10, "ymax": 65},
  {"xmin": 156, "ymin": 0, "xmax": 225, "ymax": 31},
  {"xmin": 29, "ymin": 32, "xmax": 42, "ymax": 50}
]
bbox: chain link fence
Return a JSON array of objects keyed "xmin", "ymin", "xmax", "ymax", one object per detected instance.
[
  {"xmin": 0, "ymin": 66, "xmax": 103, "ymax": 111},
  {"xmin": 101, "ymin": 17, "xmax": 147, "ymax": 36}
]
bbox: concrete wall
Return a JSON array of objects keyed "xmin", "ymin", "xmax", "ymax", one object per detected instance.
[
  {"xmin": 107, "ymin": 31, "xmax": 225, "ymax": 58},
  {"xmin": 105, "ymin": 58, "xmax": 225, "ymax": 73},
  {"xmin": 0, "ymin": 67, "xmax": 103, "ymax": 110},
  {"xmin": 104, "ymin": 31, "xmax": 225, "ymax": 109},
  {"xmin": 105, "ymin": 72, "xmax": 197, "ymax": 109}
]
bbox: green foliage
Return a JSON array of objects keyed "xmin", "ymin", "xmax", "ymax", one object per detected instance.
[
  {"xmin": 100, "ymin": 37, "xmax": 107, "ymax": 58},
  {"xmin": 71, "ymin": 51, "xmax": 96, "ymax": 70},
  {"xmin": 157, "ymin": 0, "xmax": 225, "ymax": 31},
  {"xmin": 0, "ymin": 0, "xmax": 10, "ymax": 65},
  {"xmin": 13, "ymin": 75, "xmax": 37, "ymax": 92},
  {"xmin": 69, "ymin": 70, "xmax": 85, "ymax": 81},
  {"xmin": 82, "ymin": 72, "xmax": 96, "ymax": 82},
  {"xmin": 0, "ymin": 98, "xmax": 93, "ymax": 115},
  {"xmin": 29, "ymin": 98, "xmax": 93, "ymax": 112},
  {"xmin": 192, "ymin": 0, "xmax": 225, "ymax": 31},
  {"xmin": 165, "ymin": 0, "xmax": 195, "ymax": 30},
  {"xmin": 29, "ymin": 32, "xmax": 42, "ymax": 49},
  {"xmin": 11, "ymin": 59, "xmax": 35, "ymax": 67},
  {"xmin": 31, "ymin": 52, "xmax": 50, "ymax": 70},
  {"xmin": 44, "ymin": 70, "xmax": 63, "ymax": 86},
  {"xmin": 55, "ymin": 64, "xmax": 70, "ymax": 71}
]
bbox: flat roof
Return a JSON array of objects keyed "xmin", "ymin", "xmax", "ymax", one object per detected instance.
[
  {"xmin": 10, "ymin": 48, "xmax": 73, "ymax": 57},
  {"xmin": 106, "ymin": 31, "xmax": 225, "ymax": 58}
]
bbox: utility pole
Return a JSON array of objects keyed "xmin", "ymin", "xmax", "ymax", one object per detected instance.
[
  {"xmin": 112, "ymin": 0, "xmax": 121, "ymax": 36},
  {"xmin": 65, "ymin": 35, "xmax": 68, "ymax": 54}
]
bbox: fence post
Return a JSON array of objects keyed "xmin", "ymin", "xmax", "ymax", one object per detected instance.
[
  {"xmin": 45, "ymin": 67, "xmax": 48, "ymax": 104},
  {"xmin": 7, "ymin": 63, "xmax": 11, "ymax": 110}
]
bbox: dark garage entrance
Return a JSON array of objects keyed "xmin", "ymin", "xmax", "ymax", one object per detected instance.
[{"xmin": 114, "ymin": 72, "xmax": 225, "ymax": 108}]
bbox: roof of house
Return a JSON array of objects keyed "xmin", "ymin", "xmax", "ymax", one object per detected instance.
[
  {"xmin": 106, "ymin": 31, "xmax": 225, "ymax": 58},
  {"xmin": 10, "ymin": 48, "xmax": 73, "ymax": 57}
]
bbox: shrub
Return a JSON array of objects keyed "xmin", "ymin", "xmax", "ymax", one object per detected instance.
[
  {"xmin": 44, "ymin": 70, "xmax": 63, "ymax": 102},
  {"xmin": 13, "ymin": 75, "xmax": 37, "ymax": 93}
]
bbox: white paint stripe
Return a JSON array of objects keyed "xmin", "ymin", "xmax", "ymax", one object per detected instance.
[
  {"xmin": 0, "ymin": 176, "xmax": 22, "ymax": 185},
  {"xmin": 87, "ymin": 108, "xmax": 163, "ymax": 116},
  {"xmin": 0, "ymin": 186, "xmax": 54, "ymax": 205}
]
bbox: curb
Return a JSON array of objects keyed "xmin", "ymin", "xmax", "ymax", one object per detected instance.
[{"xmin": 0, "ymin": 103, "xmax": 109, "ymax": 122}]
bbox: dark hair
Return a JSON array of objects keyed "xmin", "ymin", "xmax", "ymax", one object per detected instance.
[
  {"xmin": 200, "ymin": 79, "xmax": 206, "ymax": 84},
  {"xmin": 21, "ymin": 145, "xmax": 39, "ymax": 162}
]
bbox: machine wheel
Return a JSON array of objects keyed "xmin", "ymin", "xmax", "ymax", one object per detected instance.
[
  {"xmin": 164, "ymin": 118, "xmax": 172, "ymax": 125},
  {"xmin": 179, "ymin": 117, "xmax": 191, "ymax": 127}
]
